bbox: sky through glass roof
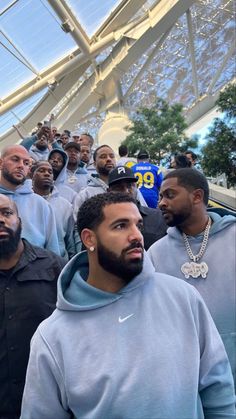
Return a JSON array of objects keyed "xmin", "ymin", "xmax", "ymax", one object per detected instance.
[
  {"xmin": 0, "ymin": 0, "xmax": 235, "ymax": 141},
  {"xmin": 66, "ymin": 0, "xmax": 122, "ymax": 37},
  {"xmin": 0, "ymin": 0, "xmax": 77, "ymax": 98}
]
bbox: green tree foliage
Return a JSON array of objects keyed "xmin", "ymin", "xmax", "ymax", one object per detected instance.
[
  {"xmin": 122, "ymin": 98, "xmax": 198, "ymax": 163},
  {"xmin": 201, "ymin": 83, "xmax": 236, "ymax": 187}
]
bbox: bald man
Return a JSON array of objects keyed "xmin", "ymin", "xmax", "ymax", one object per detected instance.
[
  {"xmin": 0, "ymin": 145, "xmax": 60, "ymax": 254},
  {"xmin": 0, "ymin": 194, "xmax": 65, "ymax": 418}
]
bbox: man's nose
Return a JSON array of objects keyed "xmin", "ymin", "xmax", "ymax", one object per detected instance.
[
  {"xmin": 0, "ymin": 214, "xmax": 6, "ymax": 224},
  {"xmin": 128, "ymin": 225, "xmax": 143, "ymax": 243},
  {"xmin": 158, "ymin": 196, "xmax": 166, "ymax": 209},
  {"xmin": 16, "ymin": 159, "xmax": 24, "ymax": 168}
]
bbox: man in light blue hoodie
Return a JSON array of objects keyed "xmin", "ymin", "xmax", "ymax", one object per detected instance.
[
  {"xmin": 32, "ymin": 160, "xmax": 76, "ymax": 260},
  {"xmin": 20, "ymin": 125, "xmax": 61, "ymax": 161},
  {"xmin": 148, "ymin": 168, "xmax": 236, "ymax": 385},
  {"xmin": 0, "ymin": 145, "xmax": 60, "ymax": 254},
  {"xmin": 48, "ymin": 149, "xmax": 77, "ymax": 206},
  {"xmin": 21, "ymin": 193, "xmax": 235, "ymax": 418}
]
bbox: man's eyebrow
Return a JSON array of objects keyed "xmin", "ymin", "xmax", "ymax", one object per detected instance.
[
  {"xmin": 109, "ymin": 217, "xmax": 143, "ymax": 227},
  {"xmin": 0, "ymin": 206, "xmax": 14, "ymax": 212},
  {"xmin": 161, "ymin": 187, "xmax": 176, "ymax": 193},
  {"xmin": 10, "ymin": 154, "xmax": 29, "ymax": 159},
  {"xmin": 109, "ymin": 218, "xmax": 130, "ymax": 227}
]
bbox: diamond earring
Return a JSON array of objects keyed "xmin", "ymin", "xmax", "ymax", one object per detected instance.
[{"xmin": 89, "ymin": 246, "xmax": 95, "ymax": 252}]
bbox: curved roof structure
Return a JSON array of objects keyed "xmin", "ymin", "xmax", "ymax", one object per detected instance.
[{"xmin": 0, "ymin": 0, "xmax": 235, "ymax": 146}]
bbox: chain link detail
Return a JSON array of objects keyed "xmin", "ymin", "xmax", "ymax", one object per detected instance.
[{"xmin": 182, "ymin": 217, "xmax": 211, "ymax": 262}]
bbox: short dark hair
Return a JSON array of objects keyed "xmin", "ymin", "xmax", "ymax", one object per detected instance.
[
  {"xmin": 185, "ymin": 150, "xmax": 197, "ymax": 161},
  {"xmin": 30, "ymin": 160, "xmax": 52, "ymax": 176},
  {"xmin": 80, "ymin": 132, "xmax": 94, "ymax": 146},
  {"xmin": 93, "ymin": 145, "xmax": 113, "ymax": 162},
  {"xmin": 77, "ymin": 192, "xmax": 136, "ymax": 235},
  {"xmin": 164, "ymin": 168, "xmax": 209, "ymax": 206},
  {"xmin": 174, "ymin": 154, "xmax": 191, "ymax": 169},
  {"xmin": 118, "ymin": 145, "xmax": 128, "ymax": 157}
]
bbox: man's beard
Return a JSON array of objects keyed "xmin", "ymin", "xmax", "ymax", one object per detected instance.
[
  {"xmin": 162, "ymin": 207, "xmax": 191, "ymax": 227},
  {"xmin": 52, "ymin": 167, "xmax": 60, "ymax": 179},
  {"xmin": 97, "ymin": 239, "xmax": 143, "ymax": 285},
  {"xmin": 2, "ymin": 168, "xmax": 26, "ymax": 185},
  {"xmin": 0, "ymin": 222, "xmax": 22, "ymax": 258},
  {"xmin": 36, "ymin": 143, "xmax": 48, "ymax": 151},
  {"xmin": 98, "ymin": 165, "xmax": 113, "ymax": 176}
]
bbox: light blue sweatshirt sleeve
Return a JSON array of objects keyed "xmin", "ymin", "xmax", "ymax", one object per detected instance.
[
  {"xmin": 64, "ymin": 210, "xmax": 77, "ymax": 259},
  {"xmin": 195, "ymin": 293, "xmax": 236, "ymax": 418},
  {"xmin": 20, "ymin": 134, "xmax": 38, "ymax": 150},
  {"xmin": 45, "ymin": 202, "xmax": 61, "ymax": 255},
  {"xmin": 20, "ymin": 331, "xmax": 71, "ymax": 419},
  {"xmin": 21, "ymin": 135, "xmax": 62, "ymax": 152}
]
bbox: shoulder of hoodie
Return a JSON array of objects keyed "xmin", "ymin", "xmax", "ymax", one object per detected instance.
[
  {"xmin": 34, "ymin": 272, "xmax": 204, "ymax": 346},
  {"xmin": 148, "ymin": 212, "xmax": 236, "ymax": 255},
  {"xmin": 208, "ymin": 211, "xmax": 236, "ymax": 235},
  {"xmin": 49, "ymin": 190, "xmax": 73, "ymax": 210},
  {"xmin": 75, "ymin": 167, "xmax": 88, "ymax": 175},
  {"xmin": 147, "ymin": 230, "xmax": 177, "ymax": 258},
  {"xmin": 15, "ymin": 182, "xmax": 57, "ymax": 211},
  {"xmin": 0, "ymin": 180, "xmax": 49, "ymax": 203}
]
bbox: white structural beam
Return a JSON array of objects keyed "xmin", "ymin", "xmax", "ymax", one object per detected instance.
[
  {"xmin": 0, "ymin": 28, "xmax": 39, "ymax": 76},
  {"xmin": 124, "ymin": 28, "xmax": 172, "ymax": 99},
  {"xmin": 186, "ymin": 9, "xmax": 199, "ymax": 100},
  {"xmin": 57, "ymin": 0, "xmax": 196, "ymax": 129},
  {"xmin": 95, "ymin": 0, "xmax": 147, "ymax": 39},
  {"xmin": 186, "ymin": 77, "xmax": 236, "ymax": 128},
  {"xmin": 0, "ymin": 31, "xmax": 117, "ymax": 115},
  {"xmin": 185, "ymin": 92, "xmax": 220, "ymax": 127},
  {"xmin": 47, "ymin": 0, "xmax": 90, "ymax": 55},
  {"xmin": 207, "ymin": 43, "xmax": 235, "ymax": 94},
  {"xmin": 0, "ymin": 63, "xmax": 90, "ymax": 145}
]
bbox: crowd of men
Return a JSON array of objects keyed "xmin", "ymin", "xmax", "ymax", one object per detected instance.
[{"xmin": 0, "ymin": 122, "xmax": 235, "ymax": 418}]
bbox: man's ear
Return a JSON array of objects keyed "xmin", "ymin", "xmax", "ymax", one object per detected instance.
[
  {"xmin": 0, "ymin": 158, "xmax": 3, "ymax": 170},
  {"xmin": 80, "ymin": 228, "xmax": 97, "ymax": 250},
  {"xmin": 192, "ymin": 188, "xmax": 204, "ymax": 205}
]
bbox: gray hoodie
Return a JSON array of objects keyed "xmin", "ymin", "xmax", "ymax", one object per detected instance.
[
  {"xmin": 21, "ymin": 252, "xmax": 235, "ymax": 418},
  {"xmin": 48, "ymin": 149, "xmax": 77, "ymax": 206},
  {"xmin": 148, "ymin": 212, "xmax": 236, "ymax": 384},
  {"xmin": 73, "ymin": 175, "xmax": 108, "ymax": 218},
  {"xmin": 44, "ymin": 186, "xmax": 76, "ymax": 260},
  {"xmin": 0, "ymin": 180, "xmax": 60, "ymax": 254},
  {"xmin": 73, "ymin": 175, "xmax": 147, "ymax": 219}
]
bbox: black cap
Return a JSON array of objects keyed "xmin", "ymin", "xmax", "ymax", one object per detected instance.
[
  {"xmin": 64, "ymin": 142, "xmax": 80, "ymax": 151},
  {"xmin": 108, "ymin": 166, "xmax": 137, "ymax": 186},
  {"xmin": 137, "ymin": 150, "xmax": 149, "ymax": 159}
]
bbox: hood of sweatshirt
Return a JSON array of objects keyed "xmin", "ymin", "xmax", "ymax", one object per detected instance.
[
  {"xmin": 166, "ymin": 211, "xmax": 235, "ymax": 241},
  {"xmin": 57, "ymin": 251, "xmax": 154, "ymax": 312},
  {"xmin": 29, "ymin": 145, "xmax": 49, "ymax": 158},
  {"xmin": 0, "ymin": 179, "xmax": 33, "ymax": 196},
  {"xmin": 85, "ymin": 174, "xmax": 108, "ymax": 190},
  {"xmin": 48, "ymin": 148, "xmax": 68, "ymax": 185}
]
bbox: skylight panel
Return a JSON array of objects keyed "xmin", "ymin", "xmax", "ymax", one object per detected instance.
[
  {"xmin": 0, "ymin": 0, "xmax": 77, "ymax": 72},
  {"xmin": 0, "ymin": 88, "xmax": 47, "ymax": 136},
  {"xmin": 65, "ymin": 0, "xmax": 122, "ymax": 37}
]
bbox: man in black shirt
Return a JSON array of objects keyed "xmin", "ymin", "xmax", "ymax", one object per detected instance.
[{"xmin": 0, "ymin": 194, "xmax": 65, "ymax": 419}]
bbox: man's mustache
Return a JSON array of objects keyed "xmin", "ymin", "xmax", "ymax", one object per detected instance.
[
  {"xmin": 0, "ymin": 226, "xmax": 12, "ymax": 234},
  {"xmin": 124, "ymin": 241, "xmax": 144, "ymax": 253}
]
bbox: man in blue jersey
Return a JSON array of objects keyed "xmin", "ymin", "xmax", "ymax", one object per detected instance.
[{"xmin": 132, "ymin": 150, "xmax": 163, "ymax": 208}]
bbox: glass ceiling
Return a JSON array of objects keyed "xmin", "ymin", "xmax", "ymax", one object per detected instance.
[
  {"xmin": 0, "ymin": 0, "xmax": 235, "ymax": 138},
  {"xmin": 123, "ymin": 0, "xmax": 235, "ymax": 109},
  {"xmin": 66, "ymin": 0, "xmax": 122, "ymax": 37}
]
